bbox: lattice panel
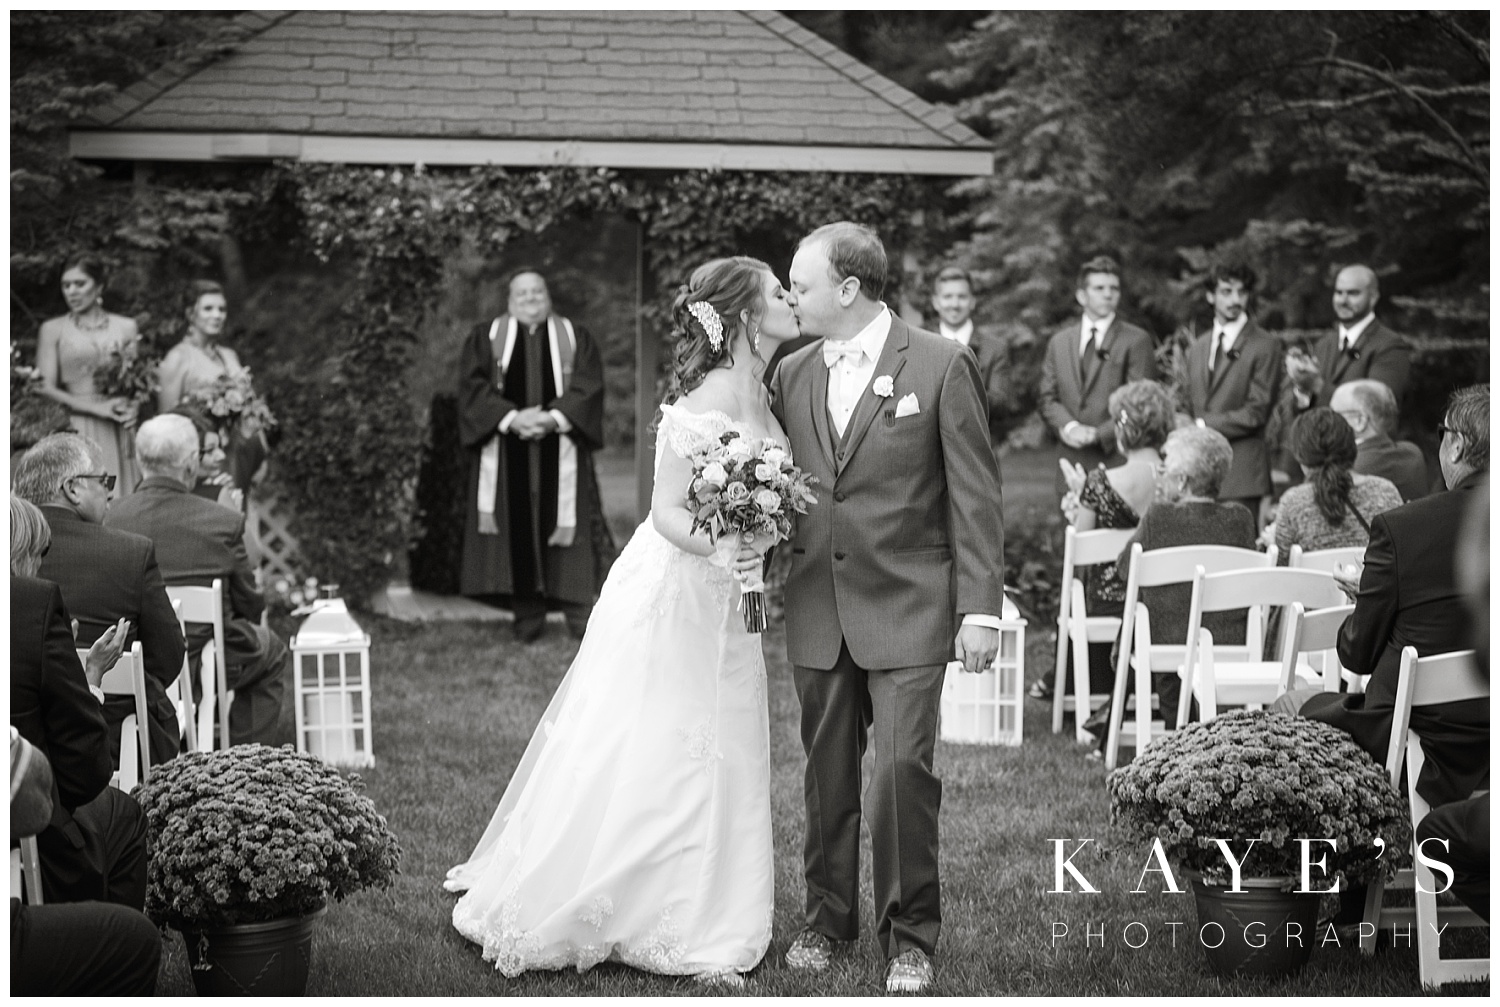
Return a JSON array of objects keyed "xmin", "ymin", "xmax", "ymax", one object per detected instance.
[{"xmin": 254, "ymin": 494, "xmax": 304, "ymax": 584}]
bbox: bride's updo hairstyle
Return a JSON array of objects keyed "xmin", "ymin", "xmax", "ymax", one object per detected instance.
[{"xmin": 667, "ymin": 256, "xmax": 770, "ymax": 402}]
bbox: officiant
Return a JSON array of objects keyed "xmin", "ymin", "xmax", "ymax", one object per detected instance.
[{"xmin": 457, "ymin": 268, "xmax": 609, "ymax": 642}]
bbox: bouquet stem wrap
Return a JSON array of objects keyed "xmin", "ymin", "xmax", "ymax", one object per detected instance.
[{"xmin": 713, "ymin": 535, "xmax": 769, "ymax": 634}]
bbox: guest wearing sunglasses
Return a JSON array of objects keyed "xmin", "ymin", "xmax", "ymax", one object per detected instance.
[{"xmin": 12, "ymin": 434, "xmax": 185, "ymax": 768}]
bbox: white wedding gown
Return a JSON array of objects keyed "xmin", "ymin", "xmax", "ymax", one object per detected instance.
[{"xmin": 446, "ymin": 403, "xmax": 774, "ymax": 978}]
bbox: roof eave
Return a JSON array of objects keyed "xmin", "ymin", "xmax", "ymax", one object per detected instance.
[{"xmin": 68, "ymin": 130, "xmax": 994, "ymax": 177}]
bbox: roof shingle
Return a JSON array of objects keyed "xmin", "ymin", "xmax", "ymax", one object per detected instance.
[{"xmin": 86, "ymin": 10, "xmax": 988, "ymax": 153}]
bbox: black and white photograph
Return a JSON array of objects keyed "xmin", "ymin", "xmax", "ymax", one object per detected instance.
[{"xmin": 8, "ymin": 9, "xmax": 1490, "ymax": 996}]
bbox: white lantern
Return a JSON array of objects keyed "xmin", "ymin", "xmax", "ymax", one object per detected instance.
[
  {"xmin": 940, "ymin": 593, "xmax": 1027, "ymax": 746},
  {"xmin": 291, "ymin": 595, "xmax": 374, "ymax": 767}
]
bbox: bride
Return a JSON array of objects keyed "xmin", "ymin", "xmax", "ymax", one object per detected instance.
[{"xmin": 446, "ymin": 256, "xmax": 800, "ymax": 984}]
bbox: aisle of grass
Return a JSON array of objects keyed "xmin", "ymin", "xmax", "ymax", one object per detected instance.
[{"xmin": 154, "ymin": 614, "xmax": 1482, "ymax": 996}]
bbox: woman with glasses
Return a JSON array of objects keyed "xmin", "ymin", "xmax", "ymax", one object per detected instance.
[
  {"xmin": 33, "ymin": 256, "xmax": 142, "ymax": 496},
  {"xmin": 171, "ymin": 406, "xmax": 244, "ymax": 513},
  {"xmin": 1267, "ymin": 407, "xmax": 1402, "ymax": 562}
]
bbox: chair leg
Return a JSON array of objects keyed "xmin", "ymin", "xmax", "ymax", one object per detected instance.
[
  {"xmin": 1051, "ymin": 617, "xmax": 1069, "ymax": 734},
  {"xmin": 1072, "ymin": 628, "xmax": 1092, "ymax": 744}
]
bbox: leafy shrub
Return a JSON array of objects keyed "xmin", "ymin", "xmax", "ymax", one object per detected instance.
[
  {"xmin": 1109, "ymin": 710, "xmax": 1410, "ymax": 887},
  {"xmin": 135, "ymin": 745, "xmax": 402, "ymax": 929}
]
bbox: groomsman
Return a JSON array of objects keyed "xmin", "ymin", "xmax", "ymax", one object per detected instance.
[
  {"xmin": 1271, "ymin": 264, "xmax": 1411, "ymax": 488},
  {"xmin": 930, "ymin": 266, "xmax": 1008, "ymax": 448},
  {"xmin": 1038, "ymin": 256, "xmax": 1158, "ymax": 491},
  {"xmin": 1176, "ymin": 263, "xmax": 1280, "ymax": 520}
]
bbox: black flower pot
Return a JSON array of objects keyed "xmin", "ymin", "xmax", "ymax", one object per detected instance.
[
  {"xmin": 1190, "ymin": 876, "xmax": 1320, "ymax": 978},
  {"xmin": 182, "ymin": 903, "xmax": 327, "ymax": 995}
]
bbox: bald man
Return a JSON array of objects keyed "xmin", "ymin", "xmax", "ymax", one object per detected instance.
[{"xmin": 1270, "ymin": 264, "xmax": 1412, "ymax": 488}]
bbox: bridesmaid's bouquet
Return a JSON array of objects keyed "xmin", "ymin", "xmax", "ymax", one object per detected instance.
[
  {"xmin": 686, "ymin": 430, "xmax": 817, "ymax": 632},
  {"xmin": 183, "ymin": 368, "xmax": 276, "ymax": 433},
  {"xmin": 94, "ymin": 347, "xmax": 159, "ymax": 410}
]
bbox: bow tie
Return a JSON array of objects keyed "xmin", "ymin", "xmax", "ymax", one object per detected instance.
[{"xmin": 823, "ymin": 340, "xmax": 867, "ymax": 368}]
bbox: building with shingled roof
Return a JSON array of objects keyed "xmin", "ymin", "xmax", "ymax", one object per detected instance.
[{"xmin": 72, "ymin": 10, "xmax": 990, "ymax": 175}]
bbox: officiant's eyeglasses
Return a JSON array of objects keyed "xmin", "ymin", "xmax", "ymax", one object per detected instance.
[{"xmin": 68, "ymin": 473, "xmax": 116, "ymax": 492}]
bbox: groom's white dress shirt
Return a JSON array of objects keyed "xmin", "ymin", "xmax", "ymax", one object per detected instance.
[
  {"xmin": 822, "ymin": 304, "xmax": 999, "ymax": 632},
  {"xmin": 824, "ymin": 306, "xmax": 891, "ymax": 438}
]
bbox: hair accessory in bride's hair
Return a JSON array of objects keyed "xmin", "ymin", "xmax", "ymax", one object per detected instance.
[{"xmin": 687, "ymin": 301, "xmax": 724, "ymax": 353}]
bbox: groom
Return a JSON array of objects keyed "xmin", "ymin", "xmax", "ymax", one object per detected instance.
[{"xmin": 771, "ymin": 222, "xmax": 1005, "ymax": 993}]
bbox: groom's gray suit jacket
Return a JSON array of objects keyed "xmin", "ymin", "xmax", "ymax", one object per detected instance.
[{"xmin": 771, "ymin": 316, "xmax": 1005, "ymax": 670}]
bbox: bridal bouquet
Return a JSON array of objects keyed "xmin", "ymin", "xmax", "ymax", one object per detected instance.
[
  {"xmin": 686, "ymin": 430, "xmax": 817, "ymax": 632},
  {"xmin": 183, "ymin": 367, "xmax": 277, "ymax": 432}
]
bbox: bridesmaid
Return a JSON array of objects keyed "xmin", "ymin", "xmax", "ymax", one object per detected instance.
[
  {"xmin": 35, "ymin": 255, "xmax": 142, "ymax": 495},
  {"xmin": 157, "ymin": 280, "xmax": 268, "ymax": 498}
]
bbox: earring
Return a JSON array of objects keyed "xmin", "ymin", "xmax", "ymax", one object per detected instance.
[{"xmin": 751, "ymin": 325, "xmax": 760, "ymax": 353}]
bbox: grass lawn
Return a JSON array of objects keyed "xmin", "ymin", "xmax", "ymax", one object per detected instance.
[
  {"xmin": 153, "ymin": 614, "xmax": 1485, "ymax": 996},
  {"xmin": 151, "ymin": 446, "xmax": 1484, "ymax": 995}
]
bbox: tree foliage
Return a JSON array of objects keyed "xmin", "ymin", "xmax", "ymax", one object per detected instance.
[{"xmin": 938, "ymin": 12, "xmax": 1489, "ymax": 345}]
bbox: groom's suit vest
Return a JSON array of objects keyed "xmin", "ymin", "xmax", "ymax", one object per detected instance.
[{"xmin": 770, "ymin": 316, "xmax": 1005, "ymax": 671}]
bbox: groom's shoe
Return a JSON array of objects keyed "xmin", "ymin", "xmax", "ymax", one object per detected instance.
[
  {"xmin": 885, "ymin": 949, "xmax": 933, "ymax": 994},
  {"xmin": 784, "ymin": 928, "xmax": 834, "ymax": 971}
]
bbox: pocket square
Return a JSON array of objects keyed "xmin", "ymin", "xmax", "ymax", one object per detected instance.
[{"xmin": 894, "ymin": 393, "xmax": 921, "ymax": 418}]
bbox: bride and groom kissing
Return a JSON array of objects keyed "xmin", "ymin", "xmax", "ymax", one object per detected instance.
[{"xmin": 445, "ymin": 221, "xmax": 1005, "ymax": 993}]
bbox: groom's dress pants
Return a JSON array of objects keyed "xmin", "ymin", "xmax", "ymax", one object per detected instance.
[{"xmin": 794, "ymin": 641, "xmax": 946, "ymax": 960}]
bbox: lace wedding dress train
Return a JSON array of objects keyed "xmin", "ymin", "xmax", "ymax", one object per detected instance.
[{"xmin": 446, "ymin": 404, "xmax": 774, "ymax": 979}]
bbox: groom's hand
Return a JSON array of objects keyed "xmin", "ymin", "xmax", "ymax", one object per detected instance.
[{"xmin": 955, "ymin": 625, "xmax": 999, "ymax": 675}]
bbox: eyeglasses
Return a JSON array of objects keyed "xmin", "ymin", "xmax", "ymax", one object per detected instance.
[
  {"xmin": 1437, "ymin": 423, "xmax": 1457, "ymax": 439},
  {"xmin": 68, "ymin": 473, "xmax": 117, "ymax": 492}
]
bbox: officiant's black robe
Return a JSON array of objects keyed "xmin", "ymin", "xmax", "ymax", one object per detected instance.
[{"xmin": 457, "ymin": 316, "xmax": 607, "ymax": 606}]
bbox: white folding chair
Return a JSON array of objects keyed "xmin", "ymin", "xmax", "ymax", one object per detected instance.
[
  {"xmin": 1103, "ymin": 543, "xmax": 1273, "ymax": 770},
  {"xmin": 1275, "ymin": 603, "xmax": 1356, "ymax": 694},
  {"xmin": 1051, "ymin": 526, "xmax": 1137, "ymax": 741},
  {"xmin": 80, "ymin": 642, "xmax": 150, "ymax": 790},
  {"xmin": 166, "ymin": 581, "xmax": 232, "ymax": 751},
  {"xmin": 1363, "ymin": 647, "xmax": 1488, "ymax": 986},
  {"xmin": 1178, "ymin": 567, "xmax": 1342, "ymax": 725},
  {"xmin": 167, "ymin": 598, "xmax": 198, "ymax": 752},
  {"xmin": 11, "ymin": 837, "xmax": 43, "ymax": 904},
  {"xmin": 1287, "ymin": 544, "xmax": 1366, "ymax": 575}
]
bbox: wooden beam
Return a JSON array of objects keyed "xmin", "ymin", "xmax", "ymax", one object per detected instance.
[
  {"xmin": 70, "ymin": 131, "xmax": 994, "ymax": 177},
  {"xmin": 633, "ymin": 220, "xmax": 655, "ymax": 524}
]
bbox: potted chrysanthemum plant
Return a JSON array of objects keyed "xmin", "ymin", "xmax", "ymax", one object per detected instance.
[
  {"xmin": 1108, "ymin": 710, "xmax": 1409, "ymax": 977},
  {"xmin": 134, "ymin": 744, "xmax": 402, "ymax": 995}
]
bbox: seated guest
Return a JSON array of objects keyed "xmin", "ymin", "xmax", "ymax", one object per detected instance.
[
  {"xmin": 1278, "ymin": 385, "xmax": 1488, "ymax": 804},
  {"xmin": 1087, "ymin": 427, "xmax": 1258, "ymax": 748},
  {"xmin": 1032, "ymin": 379, "xmax": 1170, "ymax": 701},
  {"xmin": 14, "ymin": 433, "xmax": 186, "ymax": 766},
  {"xmin": 172, "ymin": 405, "xmax": 244, "ymax": 512},
  {"xmin": 105, "ymin": 414, "xmax": 289, "ymax": 748},
  {"xmin": 1331, "ymin": 378, "xmax": 1429, "ymax": 502},
  {"xmin": 10, "ymin": 727, "xmax": 161, "ymax": 995},
  {"xmin": 1274, "ymin": 388, "xmax": 1488, "ymax": 929},
  {"xmin": 1269, "ymin": 408, "xmax": 1402, "ymax": 562},
  {"xmin": 1414, "ymin": 475, "xmax": 1490, "ymax": 924},
  {"xmin": 10, "ymin": 499, "xmax": 148, "ymax": 909}
]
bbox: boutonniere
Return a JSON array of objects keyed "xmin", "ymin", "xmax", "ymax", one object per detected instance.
[{"xmin": 872, "ymin": 375, "xmax": 894, "ymax": 397}]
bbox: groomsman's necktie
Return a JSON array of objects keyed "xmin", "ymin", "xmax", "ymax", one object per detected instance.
[
  {"xmin": 1212, "ymin": 330, "xmax": 1227, "ymax": 379},
  {"xmin": 1081, "ymin": 324, "xmax": 1098, "ymax": 383}
]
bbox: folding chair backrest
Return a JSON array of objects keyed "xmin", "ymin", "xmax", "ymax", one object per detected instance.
[
  {"xmin": 1385, "ymin": 647, "xmax": 1487, "ymax": 789},
  {"xmin": 1132, "ymin": 544, "xmax": 1272, "ymax": 589},
  {"xmin": 165, "ymin": 580, "xmax": 230, "ymax": 751},
  {"xmin": 1287, "ymin": 544, "xmax": 1365, "ymax": 574},
  {"xmin": 1278, "ymin": 603, "xmax": 1355, "ymax": 692},
  {"xmin": 1069, "ymin": 526, "xmax": 1138, "ymax": 568},
  {"xmin": 1193, "ymin": 566, "xmax": 1342, "ymax": 616},
  {"xmin": 82, "ymin": 642, "xmax": 150, "ymax": 790}
]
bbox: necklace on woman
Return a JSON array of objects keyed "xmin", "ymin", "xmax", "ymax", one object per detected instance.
[{"xmin": 68, "ymin": 308, "xmax": 109, "ymax": 333}]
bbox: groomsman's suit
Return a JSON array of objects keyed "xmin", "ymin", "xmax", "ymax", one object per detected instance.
[
  {"xmin": 1177, "ymin": 318, "xmax": 1280, "ymax": 512},
  {"xmin": 772, "ymin": 309, "xmax": 1004, "ymax": 962},
  {"xmin": 1271, "ymin": 315, "xmax": 1412, "ymax": 486},
  {"xmin": 1037, "ymin": 314, "xmax": 1157, "ymax": 490},
  {"xmin": 1306, "ymin": 316, "xmax": 1411, "ymax": 407}
]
